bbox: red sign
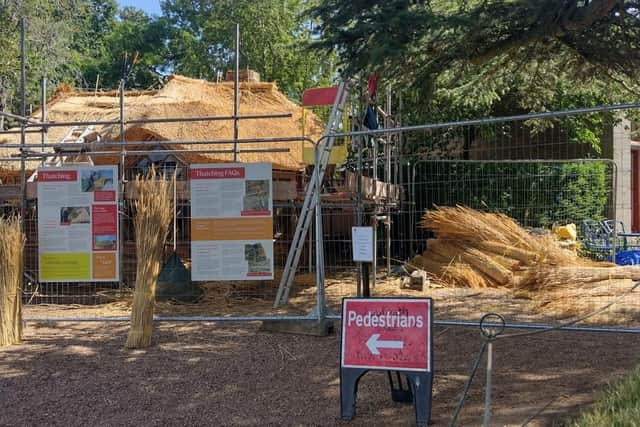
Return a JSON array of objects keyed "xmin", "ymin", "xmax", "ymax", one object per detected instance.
[
  {"xmin": 190, "ymin": 167, "xmax": 245, "ymax": 180},
  {"xmin": 94, "ymin": 191, "xmax": 116, "ymax": 202},
  {"xmin": 92, "ymin": 204, "xmax": 118, "ymax": 251},
  {"xmin": 301, "ymin": 86, "xmax": 339, "ymax": 107},
  {"xmin": 38, "ymin": 170, "xmax": 78, "ymax": 182},
  {"xmin": 341, "ymin": 298, "xmax": 431, "ymax": 372}
]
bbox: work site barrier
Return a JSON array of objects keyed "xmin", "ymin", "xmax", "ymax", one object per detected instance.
[{"xmin": 0, "ymin": 103, "xmax": 639, "ymax": 332}]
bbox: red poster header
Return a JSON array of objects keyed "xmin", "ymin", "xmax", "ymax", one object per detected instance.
[
  {"xmin": 38, "ymin": 170, "xmax": 78, "ymax": 182},
  {"xmin": 341, "ymin": 298, "xmax": 431, "ymax": 372},
  {"xmin": 190, "ymin": 167, "xmax": 245, "ymax": 180}
]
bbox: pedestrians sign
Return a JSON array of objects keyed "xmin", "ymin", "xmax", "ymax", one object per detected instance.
[
  {"xmin": 341, "ymin": 298, "xmax": 431, "ymax": 372},
  {"xmin": 340, "ymin": 298, "xmax": 433, "ymax": 426}
]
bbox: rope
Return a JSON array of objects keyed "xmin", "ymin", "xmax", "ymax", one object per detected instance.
[
  {"xmin": 520, "ymin": 394, "xmax": 567, "ymax": 426},
  {"xmin": 449, "ymin": 340, "xmax": 488, "ymax": 427}
]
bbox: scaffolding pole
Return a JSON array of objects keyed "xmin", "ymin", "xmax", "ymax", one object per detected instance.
[
  {"xmin": 233, "ymin": 23, "xmax": 240, "ymax": 162},
  {"xmin": 0, "ymin": 134, "xmax": 313, "ymax": 149},
  {"xmin": 19, "ymin": 17, "xmax": 26, "ymax": 231},
  {"xmin": 22, "ymin": 113, "xmax": 292, "ymax": 129},
  {"xmin": 40, "ymin": 77, "xmax": 46, "ymax": 166}
]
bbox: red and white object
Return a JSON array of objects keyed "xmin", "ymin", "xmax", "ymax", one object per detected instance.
[{"xmin": 341, "ymin": 298, "xmax": 431, "ymax": 372}]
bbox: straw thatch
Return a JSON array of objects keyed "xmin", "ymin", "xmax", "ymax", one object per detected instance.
[
  {"xmin": 125, "ymin": 170, "xmax": 173, "ymax": 349},
  {"xmin": 407, "ymin": 206, "xmax": 638, "ymax": 290},
  {"xmin": 0, "ymin": 74, "xmax": 325, "ymax": 179},
  {"xmin": 0, "ymin": 215, "xmax": 25, "ymax": 347}
]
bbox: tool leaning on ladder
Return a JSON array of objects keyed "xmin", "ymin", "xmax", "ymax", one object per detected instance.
[{"xmin": 273, "ymin": 80, "xmax": 351, "ymax": 307}]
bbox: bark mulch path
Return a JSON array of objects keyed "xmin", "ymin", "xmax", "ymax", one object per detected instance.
[{"xmin": 2, "ymin": 322, "xmax": 639, "ymax": 426}]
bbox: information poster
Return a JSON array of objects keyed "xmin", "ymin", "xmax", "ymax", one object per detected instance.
[
  {"xmin": 190, "ymin": 163, "xmax": 274, "ymax": 281},
  {"xmin": 37, "ymin": 166, "xmax": 119, "ymax": 282},
  {"xmin": 352, "ymin": 226, "xmax": 374, "ymax": 262}
]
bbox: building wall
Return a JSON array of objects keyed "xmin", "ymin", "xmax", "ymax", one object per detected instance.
[{"xmin": 601, "ymin": 119, "xmax": 632, "ymax": 228}]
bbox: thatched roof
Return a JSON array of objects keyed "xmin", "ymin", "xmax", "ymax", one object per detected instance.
[{"xmin": 0, "ymin": 74, "xmax": 324, "ymax": 177}]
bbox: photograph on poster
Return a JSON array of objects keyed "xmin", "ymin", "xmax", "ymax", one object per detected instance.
[
  {"xmin": 94, "ymin": 234, "xmax": 117, "ymax": 250},
  {"xmin": 244, "ymin": 242, "xmax": 271, "ymax": 273},
  {"xmin": 243, "ymin": 180, "xmax": 270, "ymax": 211},
  {"xmin": 60, "ymin": 207, "xmax": 90, "ymax": 225},
  {"xmin": 81, "ymin": 169, "xmax": 114, "ymax": 192}
]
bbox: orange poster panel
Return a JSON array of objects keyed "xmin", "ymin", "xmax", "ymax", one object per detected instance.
[
  {"xmin": 191, "ymin": 218, "xmax": 272, "ymax": 241},
  {"xmin": 93, "ymin": 252, "xmax": 117, "ymax": 279}
]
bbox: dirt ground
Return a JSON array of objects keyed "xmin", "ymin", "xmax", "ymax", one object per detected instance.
[{"xmin": 2, "ymin": 321, "xmax": 640, "ymax": 427}]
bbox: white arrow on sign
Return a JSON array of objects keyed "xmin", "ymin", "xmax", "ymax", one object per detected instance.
[{"xmin": 366, "ymin": 333, "xmax": 404, "ymax": 355}]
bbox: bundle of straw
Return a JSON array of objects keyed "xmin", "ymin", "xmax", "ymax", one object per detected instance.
[
  {"xmin": 409, "ymin": 205, "xmax": 630, "ymax": 290},
  {"xmin": 126, "ymin": 170, "xmax": 172, "ymax": 349},
  {"xmin": 0, "ymin": 215, "xmax": 25, "ymax": 347}
]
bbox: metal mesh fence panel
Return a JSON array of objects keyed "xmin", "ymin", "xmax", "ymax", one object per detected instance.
[
  {"xmin": 18, "ymin": 163, "xmax": 359, "ymax": 319},
  {"xmin": 2, "ymin": 107, "xmax": 638, "ymax": 328},
  {"xmin": 400, "ymin": 159, "xmax": 640, "ymax": 328}
]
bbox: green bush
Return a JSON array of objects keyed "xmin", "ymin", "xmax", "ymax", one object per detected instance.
[{"xmin": 416, "ymin": 161, "xmax": 610, "ymax": 228}]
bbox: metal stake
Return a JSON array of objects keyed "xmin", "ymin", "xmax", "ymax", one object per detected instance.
[
  {"xmin": 483, "ymin": 341, "xmax": 493, "ymax": 427},
  {"xmin": 479, "ymin": 313, "xmax": 505, "ymax": 427}
]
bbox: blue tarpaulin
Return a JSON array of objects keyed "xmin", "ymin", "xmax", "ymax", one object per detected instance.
[{"xmin": 614, "ymin": 250, "xmax": 640, "ymax": 265}]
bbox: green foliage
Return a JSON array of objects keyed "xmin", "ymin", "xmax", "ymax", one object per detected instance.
[
  {"xmin": 312, "ymin": 0, "xmax": 640, "ymax": 141},
  {"xmin": 161, "ymin": 0, "xmax": 335, "ymax": 99},
  {"xmin": 418, "ymin": 161, "xmax": 610, "ymax": 228},
  {"xmin": 566, "ymin": 365, "xmax": 640, "ymax": 426},
  {"xmin": 0, "ymin": 0, "xmax": 83, "ymax": 125},
  {"xmin": 539, "ymin": 162, "xmax": 609, "ymax": 227},
  {"xmin": 72, "ymin": 3, "xmax": 169, "ymax": 90}
]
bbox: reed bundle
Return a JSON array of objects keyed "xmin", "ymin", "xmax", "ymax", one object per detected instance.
[
  {"xmin": 0, "ymin": 216, "xmax": 25, "ymax": 347},
  {"xmin": 126, "ymin": 170, "xmax": 172, "ymax": 349},
  {"xmin": 518, "ymin": 266, "xmax": 640, "ymax": 290},
  {"xmin": 407, "ymin": 206, "xmax": 638, "ymax": 290}
]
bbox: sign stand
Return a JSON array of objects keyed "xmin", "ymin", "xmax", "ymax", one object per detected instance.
[
  {"xmin": 387, "ymin": 371, "xmax": 413, "ymax": 403},
  {"xmin": 340, "ymin": 298, "xmax": 433, "ymax": 426},
  {"xmin": 341, "ymin": 368, "xmax": 433, "ymax": 426}
]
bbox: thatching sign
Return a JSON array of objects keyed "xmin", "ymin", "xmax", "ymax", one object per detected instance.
[
  {"xmin": 190, "ymin": 163, "xmax": 273, "ymax": 281},
  {"xmin": 37, "ymin": 166, "xmax": 119, "ymax": 282}
]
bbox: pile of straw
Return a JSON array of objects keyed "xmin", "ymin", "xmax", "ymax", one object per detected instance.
[
  {"xmin": 407, "ymin": 206, "xmax": 640, "ymax": 289},
  {"xmin": 126, "ymin": 170, "xmax": 172, "ymax": 349},
  {"xmin": 0, "ymin": 216, "xmax": 25, "ymax": 347}
]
